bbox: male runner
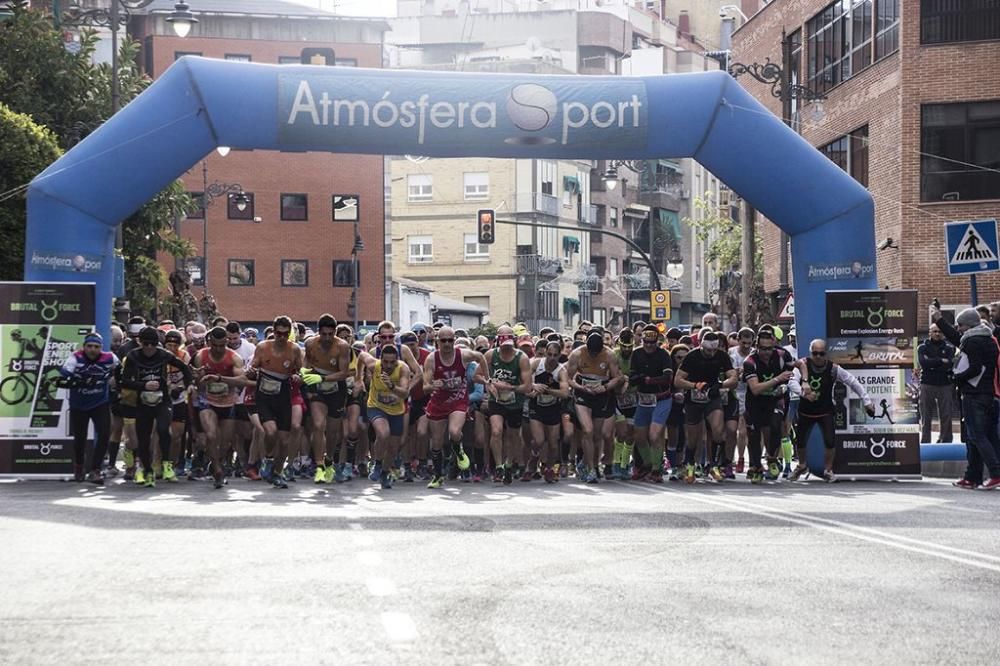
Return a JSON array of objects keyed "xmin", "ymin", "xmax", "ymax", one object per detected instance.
[
  {"xmin": 742, "ymin": 326, "xmax": 796, "ymax": 484},
  {"xmin": 484, "ymin": 325, "xmax": 533, "ymax": 484},
  {"xmin": 528, "ymin": 341, "xmax": 569, "ymax": 483},
  {"xmin": 361, "ymin": 344, "xmax": 411, "ymax": 489},
  {"xmin": 629, "ymin": 325, "xmax": 674, "ymax": 483},
  {"xmin": 613, "ymin": 330, "xmax": 638, "ymax": 480},
  {"xmin": 303, "ymin": 314, "xmax": 352, "ymax": 484},
  {"xmin": 422, "ymin": 326, "xmax": 486, "ymax": 489},
  {"xmin": 163, "ymin": 330, "xmax": 191, "ymax": 482},
  {"xmin": 401, "ymin": 331, "xmax": 432, "ymax": 482},
  {"xmin": 674, "ymin": 331, "xmax": 738, "ymax": 483},
  {"xmin": 565, "ymin": 331, "xmax": 623, "ymax": 483},
  {"xmin": 728, "ymin": 328, "xmax": 755, "ymax": 474},
  {"xmin": 193, "ymin": 326, "xmax": 246, "ymax": 489},
  {"xmin": 790, "ymin": 339, "xmax": 874, "ymax": 482},
  {"xmin": 226, "ymin": 321, "xmax": 257, "ymax": 473},
  {"xmin": 247, "ymin": 316, "xmax": 303, "ymax": 489},
  {"xmin": 60, "ymin": 332, "xmax": 119, "ymax": 484}
]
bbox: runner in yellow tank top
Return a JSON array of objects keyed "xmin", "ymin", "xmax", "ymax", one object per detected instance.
[{"xmin": 362, "ymin": 345, "xmax": 410, "ymax": 489}]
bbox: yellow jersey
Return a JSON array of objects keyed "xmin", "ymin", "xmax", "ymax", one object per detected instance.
[{"xmin": 367, "ymin": 360, "xmax": 404, "ymax": 415}]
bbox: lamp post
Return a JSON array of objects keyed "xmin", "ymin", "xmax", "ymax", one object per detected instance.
[
  {"xmin": 351, "ymin": 224, "xmax": 365, "ymax": 333},
  {"xmin": 199, "ymin": 159, "xmax": 247, "ymax": 292},
  {"xmin": 601, "ymin": 159, "xmax": 646, "ymax": 192}
]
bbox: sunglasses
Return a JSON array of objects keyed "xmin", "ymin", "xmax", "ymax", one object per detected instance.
[
  {"xmin": 811, "ymin": 351, "xmax": 827, "ymax": 356},
  {"xmin": 438, "ymin": 337, "xmax": 455, "ymax": 343},
  {"xmin": 379, "ymin": 334, "xmax": 395, "ymax": 340}
]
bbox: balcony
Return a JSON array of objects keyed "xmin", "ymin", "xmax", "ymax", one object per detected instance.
[
  {"xmin": 515, "ymin": 191, "xmax": 559, "ymax": 218},
  {"xmin": 516, "ymin": 253, "xmax": 562, "ymax": 278}
]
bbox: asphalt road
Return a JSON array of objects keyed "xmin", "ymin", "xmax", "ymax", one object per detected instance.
[{"xmin": 1, "ymin": 474, "xmax": 998, "ymax": 666}]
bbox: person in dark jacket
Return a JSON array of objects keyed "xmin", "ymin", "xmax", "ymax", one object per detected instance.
[
  {"xmin": 934, "ymin": 307, "xmax": 1000, "ymax": 490},
  {"xmin": 917, "ymin": 324, "xmax": 955, "ymax": 443}
]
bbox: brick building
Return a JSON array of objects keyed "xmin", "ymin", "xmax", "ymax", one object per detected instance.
[
  {"xmin": 130, "ymin": 0, "xmax": 389, "ymax": 327},
  {"xmin": 732, "ymin": 0, "xmax": 1000, "ymax": 326}
]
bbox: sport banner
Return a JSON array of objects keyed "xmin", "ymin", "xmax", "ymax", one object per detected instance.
[
  {"xmin": 825, "ymin": 290, "xmax": 921, "ymax": 479},
  {"xmin": 0, "ymin": 282, "xmax": 95, "ymax": 475}
]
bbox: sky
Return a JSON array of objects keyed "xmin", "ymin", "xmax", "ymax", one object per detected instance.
[{"xmin": 290, "ymin": 0, "xmax": 398, "ymax": 17}]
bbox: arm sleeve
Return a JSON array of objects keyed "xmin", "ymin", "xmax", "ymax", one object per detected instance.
[
  {"xmin": 836, "ymin": 365, "xmax": 873, "ymax": 407},
  {"xmin": 119, "ymin": 355, "xmax": 145, "ymax": 391}
]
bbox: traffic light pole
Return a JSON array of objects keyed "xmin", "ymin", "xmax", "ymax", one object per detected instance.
[{"xmin": 494, "ymin": 218, "xmax": 663, "ymax": 292}]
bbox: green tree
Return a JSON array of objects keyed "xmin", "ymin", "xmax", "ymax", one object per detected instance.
[
  {"xmin": 0, "ymin": 103, "xmax": 62, "ymax": 280},
  {"xmin": 683, "ymin": 193, "xmax": 772, "ymax": 327},
  {"xmin": 0, "ymin": 4, "xmax": 195, "ymax": 318}
]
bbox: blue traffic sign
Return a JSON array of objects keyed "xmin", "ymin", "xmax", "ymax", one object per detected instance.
[{"xmin": 945, "ymin": 218, "xmax": 999, "ymax": 276}]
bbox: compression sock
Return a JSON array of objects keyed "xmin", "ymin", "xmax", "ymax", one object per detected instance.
[
  {"xmin": 431, "ymin": 449, "xmax": 444, "ymax": 477},
  {"xmin": 107, "ymin": 440, "xmax": 121, "ymax": 469},
  {"xmin": 345, "ymin": 437, "xmax": 358, "ymax": 464}
]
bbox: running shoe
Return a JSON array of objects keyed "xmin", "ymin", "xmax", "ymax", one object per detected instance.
[
  {"xmin": 631, "ymin": 465, "xmax": 649, "ymax": 482},
  {"xmin": 767, "ymin": 460, "xmax": 781, "ymax": 480},
  {"xmin": 123, "ymin": 450, "xmax": 135, "ymax": 478},
  {"xmin": 648, "ymin": 470, "xmax": 664, "ymax": 484},
  {"xmin": 543, "ymin": 466, "xmax": 557, "ymax": 484},
  {"xmin": 694, "ymin": 463, "xmax": 704, "ymax": 479},
  {"xmin": 282, "ymin": 467, "xmax": 297, "ymax": 483},
  {"xmin": 416, "ymin": 464, "xmax": 431, "ymax": 481},
  {"xmin": 822, "ymin": 470, "xmax": 837, "ymax": 483},
  {"xmin": 142, "ymin": 471, "xmax": 155, "ymax": 488},
  {"xmin": 723, "ymin": 464, "xmax": 735, "ymax": 480},
  {"xmin": 750, "ymin": 467, "xmax": 764, "ymax": 485},
  {"xmin": 708, "ymin": 465, "xmax": 723, "ymax": 482},
  {"xmin": 244, "ymin": 465, "xmax": 262, "ymax": 481},
  {"xmin": 72, "ymin": 464, "xmax": 85, "ymax": 483},
  {"xmin": 558, "ymin": 463, "xmax": 567, "ymax": 479},
  {"xmin": 260, "ymin": 458, "xmax": 274, "ymax": 482},
  {"xmin": 134, "ymin": 468, "xmax": 146, "ymax": 485},
  {"xmin": 123, "ymin": 465, "xmax": 135, "ymax": 482},
  {"xmin": 272, "ymin": 475, "xmax": 288, "ymax": 489},
  {"xmin": 460, "ymin": 470, "xmax": 472, "ymax": 483},
  {"xmin": 403, "ymin": 466, "xmax": 415, "ymax": 483},
  {"xmin": 981, "ymin": 477, "xmax": 1000, "ymax": 491},
  {"xmin": 503, "ymin": 465, "xmax": 513, "ymax": 486},
  {"xmin": 337, "ymin": 462, "xmax": 353, "ymax": 482},
  {"xmin": 782, "ymin": 462, "xmax": 792, "ymax": 479},
  {"xmin": 952, "ymin": 478, "xmax": 978, "ymax": 489},
  {"xmin": 492, "ymin": 466, "xmax": 504, "ymax": 483},
  {"xmin": 575, "ymin": 460, "xmax": 587, "ymax": 480},
  {"xmin": 520, "ymin": 468, "xmax": 533, "ymax": 482},
  {"xmin": 789, "ymin": 464, "xmax": 809, "ymax": 482},
  {"xmin": 380, "ymin": 470, "xmax": 393, "ymax": 490},
  {"xmin": 162, "ymin": 461, "xmax": 177, "ymax": 483},
  {"xmin": 368, "ymin": 461, "xmax": 382, "ymax": 483},
  {"xmin": 213, "ymin": 472, "xmax": 227, "ymax": 489},
  {"xmin": 735, "ymin": 458, "xmax": 745, "ymax": 474},
  {"xmin": 608, "ymin": 463, "xmax": 621, "ymax": 480},
  {"xmin": 585, "ymin": 469, "xmax": 599, "ymax": 484},
  {"xmin": 85, "ymin": 470, "xmax": 104, "ymax": 485},
  {"xmin": 427, "ymin": 475, "xmax": 444, "ymax": 489},
  {"xmin": 355, "ymin": 461, "xmax": 368, "ymax": 479},
  {"xmin": 472, "ymin": 471, "xmax": 483, "ymax": 483},
  {"xmin": 684, "ymin": 464, "xmax": 696, "ymax": 484},
  {"xmin": 314, "ymin": 466, "xmax": 325, "ymax": 484},
  {"xmin": 105, "ymin": 464, "xmax": 120, "ymax": 479},
  {"xmin": 456, "ymin": 446, "xmax": 471, "ymax": 471}
]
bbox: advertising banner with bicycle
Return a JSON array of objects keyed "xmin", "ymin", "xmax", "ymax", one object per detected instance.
[
  {"xmin": 0, "ymin": 282, "xmax": 95, "ymax": 475},
  {"xmin": 825, "ymin": 290, "xmax": 921, "ymax": 479}
]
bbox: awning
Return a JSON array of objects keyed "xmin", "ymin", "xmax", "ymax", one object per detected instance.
[
  {"xmin": 562, "ymin": 235, "xmax": 580, "ymax": 251},
  {"xmin": 563, "ymin": 297, "xmax": 580, "ymax": 312},
  {"xmin": 563, "ymin": 175, "xmax": 580, "ymax": 193},
  {"xmin": 657, "ymin": 208, "xmax": 682, "ymax": 241}
]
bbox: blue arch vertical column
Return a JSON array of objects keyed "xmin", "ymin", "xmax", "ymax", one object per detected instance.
[{"xmin": 25, "ymin": 60, "xmax": 876, "ymax": 473}]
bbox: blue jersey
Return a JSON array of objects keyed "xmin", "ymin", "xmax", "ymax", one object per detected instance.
[{"xmin": 60, "ymin": 350, "xmax": 119, "ymax": 410}]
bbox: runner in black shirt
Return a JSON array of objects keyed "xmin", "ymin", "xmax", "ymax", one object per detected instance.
[
  {"xmin": 742, "ymin": 325, "xmax": 795, "ymax": 484},
  {"xmin": 674, "ymin": 331, "xmax": 738, "ymax": 483},
  {"xmin": 628, "ymin": 325, "xmax": 674, "ymax": 482}
]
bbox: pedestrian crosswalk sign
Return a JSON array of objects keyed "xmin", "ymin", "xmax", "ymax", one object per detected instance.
[{"xmin": 945, "ymin": 219, "xmax": 999, "ymax": 276}]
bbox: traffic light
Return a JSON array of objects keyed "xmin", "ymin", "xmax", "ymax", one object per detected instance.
[{"xmin": 477, "ymin": 209, "xmax": 495, "ymax": 245}]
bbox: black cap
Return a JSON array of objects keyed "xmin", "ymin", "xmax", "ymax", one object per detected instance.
[{"xmin": 138, "ymin": 326, "xmax": 159, "ymax": 344}]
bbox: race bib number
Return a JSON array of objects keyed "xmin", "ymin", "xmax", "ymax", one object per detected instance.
[
  {"xmin": 318, "ymin": 380, "xmax": 339, "ymax": 394},
  {"xmin": 536, "ymin": 393, "xmax": 557, "ymax": 407},
  {"xmin": 690, "ymin": 389, "xmax": 709, "ymax": 404},
  {"xmin": 140, "ymin": 390, "xmax": 162, "ymax": 407},
  {"xmin": 258, "ymin": 376, "xmax": 282, "ymax": 396},
  {"xmin": 207, "ymin": 381, "xmax": 228, "ymax": 396},
  {"xmin": 637, "ymin": 392, "xmax": 657, "ymax": 408},
  {"xmin": 377, "ymin": 393, "xmax": 398, "ymax": 406},
  {"xmin": 497, "ymin": 390, "xmax": 515, "ymax": 405},
  {"xmin": 618, "ymin": 391, "xmax": 637, "ymax": 409}
]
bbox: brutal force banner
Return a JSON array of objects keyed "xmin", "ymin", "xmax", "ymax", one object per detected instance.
[
  {"xmin": 0, "ymin": 282, "xmax": 95, "ymax": 475},
  {"xmin": 825, "ymin": 290, "xmax": 921, "ymax": 479}
]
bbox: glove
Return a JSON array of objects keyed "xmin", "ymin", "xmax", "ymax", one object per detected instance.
[{"xmin": 299, "ymin": 368, "xmax": 322, "ymax": 387}]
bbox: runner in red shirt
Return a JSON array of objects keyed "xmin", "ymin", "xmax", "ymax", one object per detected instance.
[{"xmin": 193, "ymin": 327, "xmax": 247, "ymax": 488}]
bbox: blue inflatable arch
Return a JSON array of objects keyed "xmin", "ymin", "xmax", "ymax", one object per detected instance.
[{"xmin": 25, "ymin": 57, "xmax": 876, "ymax": 467}]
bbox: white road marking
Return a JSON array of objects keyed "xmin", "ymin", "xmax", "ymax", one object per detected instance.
[
  {"xmin": 621, "ymin": 482, "xmax": 1000, "ymax": 573},
  {"xmin": 381, "ymin": 611, "xmax": 418, "ymax": 642}
]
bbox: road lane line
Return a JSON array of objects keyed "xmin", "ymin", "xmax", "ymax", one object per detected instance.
[{"xmin": 620, "ymin": 482, "xmax": 1000, "ymax": 573}]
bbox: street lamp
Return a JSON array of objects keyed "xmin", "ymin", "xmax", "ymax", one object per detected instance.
[
  {"xmin": 601, "ymin": 159, "xmax": 646, "ymax": 191},
  {"xmin": 351, "ymin": 223, "xmax": 364, "ymax": 332},
  {"xmin": 198, "ymin": 160, "xmax": 246, "ymax": 291}
]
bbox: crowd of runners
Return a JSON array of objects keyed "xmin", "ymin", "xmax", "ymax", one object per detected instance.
[{"xmin": 59, "ymin": 311, "xmax": 877, "ymax": 492}]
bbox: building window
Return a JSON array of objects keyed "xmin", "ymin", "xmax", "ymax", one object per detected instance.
[
  {"xmin": 806, "ymin": 0, "xmax": 897, "ymax": 95},
  {"xmin": 610, "ymin": 257, "xmax": 619, "ymax": 278},
  {"xmin": 333, "ymin": 260, "xmax": 356, "ymax": 287},
  {"xmin": 228, "ymin": 259, "xmax": 254, "ymax": 286},
  {"xmin": 227, "ymin": 192, "xmax": 254, "ymax": 220},
  {"xmin": 609, "ymin": 206, "xmax": 619, "ymax": 228},
  {"xmin": 921, "ymin": 0, "xmax": 1000, "ymax": 44},
  {"xmin": 463, "ymin": 172, "xmax": 489, "ymax": 200},
  {"xmin": 538, "ymin": 290, "xmax": 559, "ymax": 320},
  {"xmin": 463, "ymin": 233, "xmax": 490, "ymax": 261},
  {"xmin": 408, "ymin": 235, "xmax": 433, "ymax": 263},
  {"xmin": 278, "ymin": 55, "xmax": 300, "ymax": 64},
  {"xmin": 332, "ymin": 194, "xmax": 359, "ymax": 221},
  {"xmin": 921, "ymin": 102, "xmax": 1000, "ymax": 202},
  {"xmin": 186, "ymin": 192, "xmax": 205, "ymax": 219},
  {"xmin": 175, "ymin": 51, "xmax": 202, "ymax": 60},
  {"xmin": 819, "ymin": 125, "xmax": 869, "ymax": 187},
  {"xmin": 224, "ymin": 54, "xmax": 252, "ymax": 62},
  {"xmin": 281, "ymin": 259, "xmax": 309, "ymax": 287},
  {"xmin": 540, "ymin": 160, "xmax": 555, "ymax": 195},
  {"xmin": 407, "ymin": 174, "xmax": 433, "ymax": 202},
  {"xmin": 280, "ymin": 193, "xmax": 308, "ymax": 221}
]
